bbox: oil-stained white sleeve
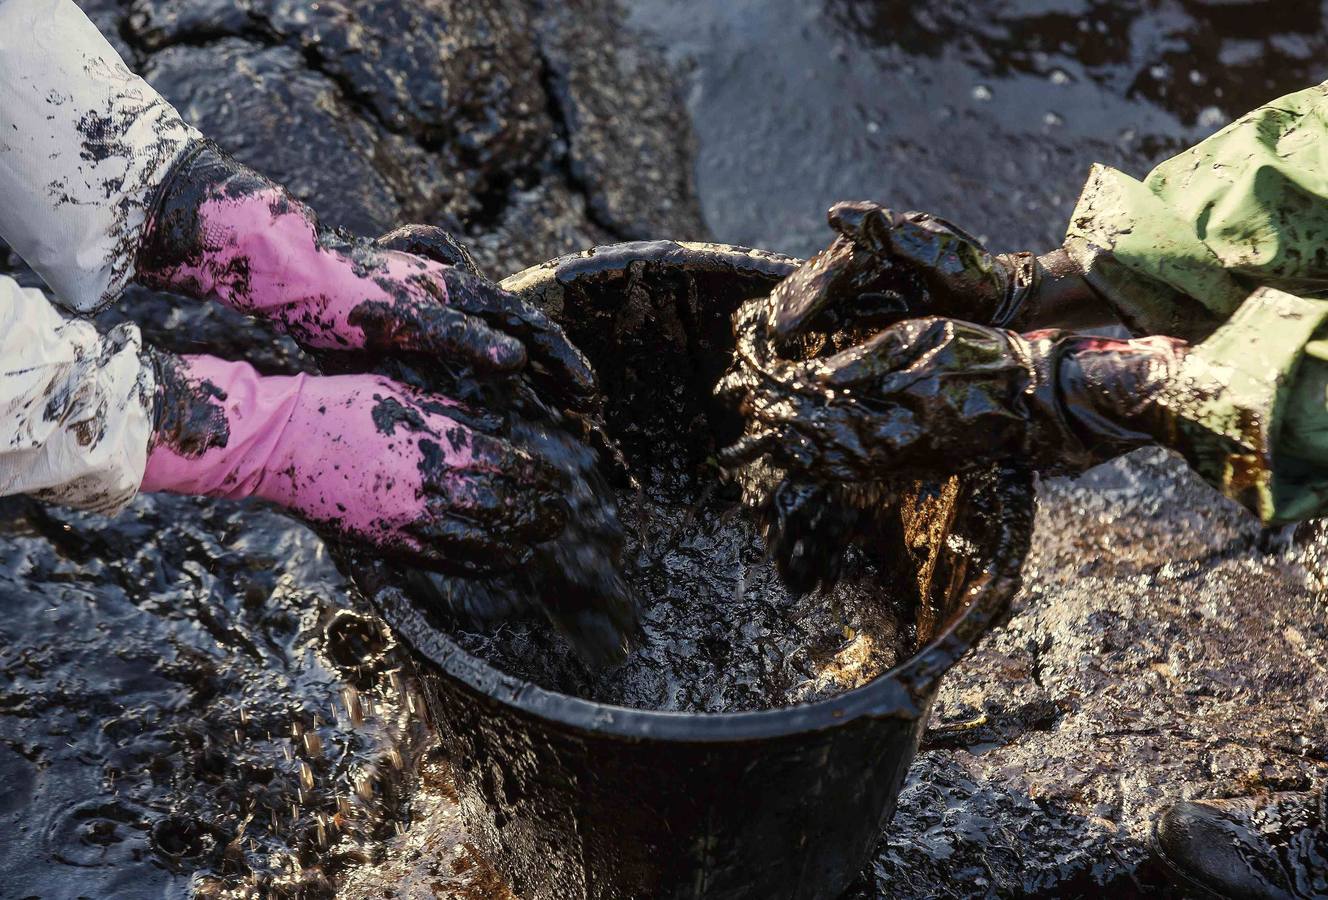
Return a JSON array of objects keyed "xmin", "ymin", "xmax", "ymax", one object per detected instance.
[
  {"xmin": 0, "ymin": 274, "xmax": 155, "ymax": 514},
  {"xmin": 0, "ymin": 0, "xmax": 200, "ymax": 313}
]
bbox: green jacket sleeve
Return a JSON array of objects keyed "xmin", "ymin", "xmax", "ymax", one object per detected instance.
[{"xmin": 1061, "ymin": 81, "xmax": 1328, "ymax": 522}]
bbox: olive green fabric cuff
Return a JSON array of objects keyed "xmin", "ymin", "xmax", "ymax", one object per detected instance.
[
  {"xmin": 1064, "ymin": 164, "xmax": 1247, "ymax": 340},
  {"xmin": 1272, "ymin": 337, "xmax": 1328, "ymax": 521},
  {"xmin": 1170, "ymin": 287, "xmax": 1328, "ymax": 522}
]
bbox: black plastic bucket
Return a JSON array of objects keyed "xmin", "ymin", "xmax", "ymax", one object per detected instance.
[{"xmin": 365, "ymin": 241, "xmax": 1035, "ymax": 899}]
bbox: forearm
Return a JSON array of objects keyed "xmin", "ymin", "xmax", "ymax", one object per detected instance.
[
  {"xmin": 137, "ymin": 145, "xmax": 443, "ymax": 352},
  {"xmin": 0, "ymin": 0, "xmax": 200, "ymax": 313},
  {"xmin": 0, "ymin": 3, "xmax": 440, "ymax": 359},
  {"xmin": 1118, "ymin": 287, "xmax": 1328, "ymax": 524}
]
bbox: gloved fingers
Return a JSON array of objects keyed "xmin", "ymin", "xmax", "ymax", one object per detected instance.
[
  {"xmin": 404, "ymin": 464, "xmax": 567, "ymax": 570},
  {"xmin": 437, "ymin": 268, "xmax": 600, "ymax": 413},
  {"xmin": 823, "ymin": 200, "xmax": 1009, "ymax": 324},
  {"xmin": 780, "ymin": 419, "xmax": 887, "ymax": 481},
  {"xmin": 349, "ymin": 294, "xmax": 529, "ymax": 375},
  {"xmin": 806, "ymin": 318, "xmax": 966, "ymax": 390},
  {"xmin": 372, "ymin": 226, "xmax": 600, "ymax": 411},
  {"xmin": 373, "ymin": 224, "xmax": 484, "ymax": 278},
  {"xmin": 889, "ymin": 216, "xmax": 1005, "ymax": 305},
  {"xmin": 805, "ymin": 321, "xmax": 931, "ymax": 387},
  {"xmin": 435, "ymin": 432, "xmax": 571, "ymax": 537},
  {"xmin": 827, "ymin": 201, "xmax": 983, "ymax": 268},
  {"xmin": 766, "ymin": 235, "xmax": 864, "ymax": 342},
  {"xmin": 370, "ymin": 379, "xmax": 508, "ymax": 435},
  {"xmin": 727, "ymin": 403, "xmax": 877, "ymax": 481},
  {"xmin": 416, "ymin": 394, "xmax": 507, "ymax": 436},
  {"xmin": 803, "ymin": 317, "xmax": 1027, "ymax": 401},
  {"xmin": 370, "ymin": 389, "xmax": 570, "ymax": 558},
  {"xmin": 719, "ymin": 429, "xmax": 782, "ymax": 468},
  {"xmin": 432, "ymin": 471, "xmax": 568, "ymax": 543},
  {"xmin": 728, "ymin": 322, "xmax": 926, "ymax": 426},
  {"xmin": 765, "ymin": 236, "xmax": 920, "ymax": 345},
  {"xmin": 758, "ymin": 478, "xmax": 861, "ymax": 595},
  {"xmin": 460, "ymin": 429, "xmax": 564, "ymax": 486},
  {"xmin": 403, "ymin": 513, "xmax": 535, "ymax": 572},
  {"xmin": 827, "ymin": 200, "xmax": 904, "ymax": 254},
  {"xmin": 735, "ymin": 368, "xmax": 926, "ymax": 481},
  {"xmin": 765, "ymin": 216, "xmax": 968, "ymax": 350},
  {"xmin": 715, "ymin": 361, "xmax": 780, "ymax": 410}
]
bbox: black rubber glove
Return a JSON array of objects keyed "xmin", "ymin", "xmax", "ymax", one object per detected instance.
[
  {"xmin": 721, "ymin": 313, "xmax": 1192, "ymax": 482},
  {"xmin": 767, "ymin": 200, "xmax": 1118, "ymax": 344},
  {"xmin": 767, "ymin": 200, "xmax": 1040, "ymax": 340},
  {"xmin": 722, "ymin": 205, "xmax": 1297, "ymax": 590},
  {"xmin": 717, "ymin": 234, "xmax": 1236, "ymax": 591},
  {"xmin": 720, "ymin": 199, "xmax": 1205, "ymax": 484}
]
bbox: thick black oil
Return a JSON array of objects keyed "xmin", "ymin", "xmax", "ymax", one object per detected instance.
[
  {"xmin": 8, "ymin": 0, "xmax": 1328, "ymax": 897},
  {"xmin": 443, "ymin": 472, "xmax": 911, "ymax": 713}
]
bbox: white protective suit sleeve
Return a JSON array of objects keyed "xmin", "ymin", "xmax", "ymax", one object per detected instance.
[
  {"xmin": 0, "ymin": 0, "xmax": 199, "ymax": 312},
  {"xmin": 0, "ymin": 0, "xmax": 204, "ymax": 512},
  {"xmin": 0, "ymin": 274, "xmax": 155, "ymax": 513}
]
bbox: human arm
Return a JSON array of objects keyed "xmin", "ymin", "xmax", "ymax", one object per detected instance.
[
  {"xmin": 1054, "ymin": 81, "xmax": 1328, "ymax": 520},
  {"xmin": 0, "ymin": 0, "xmax": 594, "ymax": 408},
  {"xmin": 0, "ymin": 274, "xmax": 153, "ymax": 513},
  {"xmin": 743, "ymin": 82, "xmax": 1328, "ymax": 523},
  {"xmin": 0, "ymin": 0, "xmax": 196, "ymax": 313},
  {"xmin": 0, "ymin": 270, "xmax": 567, "ymax": 568},
  {"xmin": 724, "ymin": 273, "xmax": 1328, "ymax": 535}
]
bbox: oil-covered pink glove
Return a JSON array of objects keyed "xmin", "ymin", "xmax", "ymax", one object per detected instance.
[
  {"xmin": 142, "ymin": 351, "xmax": 567, "ymax": 571},
  {"xmin": 136, "ymin": 142, "xmax": 596, "ymax": 412}
]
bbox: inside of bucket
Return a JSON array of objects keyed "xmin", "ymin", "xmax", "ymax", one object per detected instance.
[{"xmin": 405, "ymin": 253, "xmax": 981, "ymax": 713}]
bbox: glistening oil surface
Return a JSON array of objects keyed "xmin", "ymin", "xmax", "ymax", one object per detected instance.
[
  {"xmin": 444, "ymin": 472, "xmax": 911, "ymax": 713},
  {"xmin": 6, "ymin": 0, "xmax": 1328, "ymax": 897}
]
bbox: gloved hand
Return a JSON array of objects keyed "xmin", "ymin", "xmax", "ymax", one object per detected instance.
[
  {"xmin": 720, "ymin": 304, "xmax": 1194, "ymax": 590},
  {"xmin": 322, "ymin": 219, "xmax": 641, "ymax": 663},
  {"xmin": 722, "ymin": 251, "xmax": 1303, "ymax": 590},
  {"xmin": 721, "ymin": 313, "xmax": 1187, "ymax": 482},
  {"xmin": 136, "ymin": 142, "xmax": 596, "ymax": 412},
  {"xmin": 764, "ymin": 200, "xmax": 1119, "ymax": 347},
  {"xmin": 142, "ymin": 351, "xmax": 568, "ymax": 572},
  {"xmin": 724, "ymin": 227, "xmax": 1298, "ymax": 489},
  {"xmin": 764, "ymin": 200, "xmax": 1041, "ymax": 342}
]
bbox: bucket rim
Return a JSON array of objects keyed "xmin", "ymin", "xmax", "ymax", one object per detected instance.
[{"xmin": 373, "ymin": 241, "xmax": 1036, "ymax": 744}]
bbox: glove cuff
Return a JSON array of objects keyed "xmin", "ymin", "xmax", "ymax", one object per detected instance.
[
  {"xmin": 1015, "ymin": 330, "xmax": 1167, "ymax": 474},
  {"xmin": 992, "ymin": 251, "xmax": 1039, "ymax": 329},
  {"xmin": 136, "ymin": 139, "xmax": 288, "ymax": 295},
  {"xmin": 1018, "ymin": 289, "xmax": 1322, "ymax": 523}
]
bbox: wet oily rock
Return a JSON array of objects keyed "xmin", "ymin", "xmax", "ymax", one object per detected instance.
[
  {"xmin": 140, "ymin": 39, "xmax": 459, "ymax": 240},
  {"xmin": 114, "ymin": 0, "xmax": 705, "ymax": 271}
]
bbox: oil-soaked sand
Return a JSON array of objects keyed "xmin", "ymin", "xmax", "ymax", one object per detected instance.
[{"xmin": 4, "ymin": 1, "xmax": 1327, "ymax": 897}]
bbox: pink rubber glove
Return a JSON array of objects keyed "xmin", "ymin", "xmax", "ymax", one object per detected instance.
[
  {"xmin": 136, "ymin": 142, "xmax": 596, "ymax": 411},
  {"xmin": 142, "ymin": 351, "xmax": 567, "ymax": 571}
]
